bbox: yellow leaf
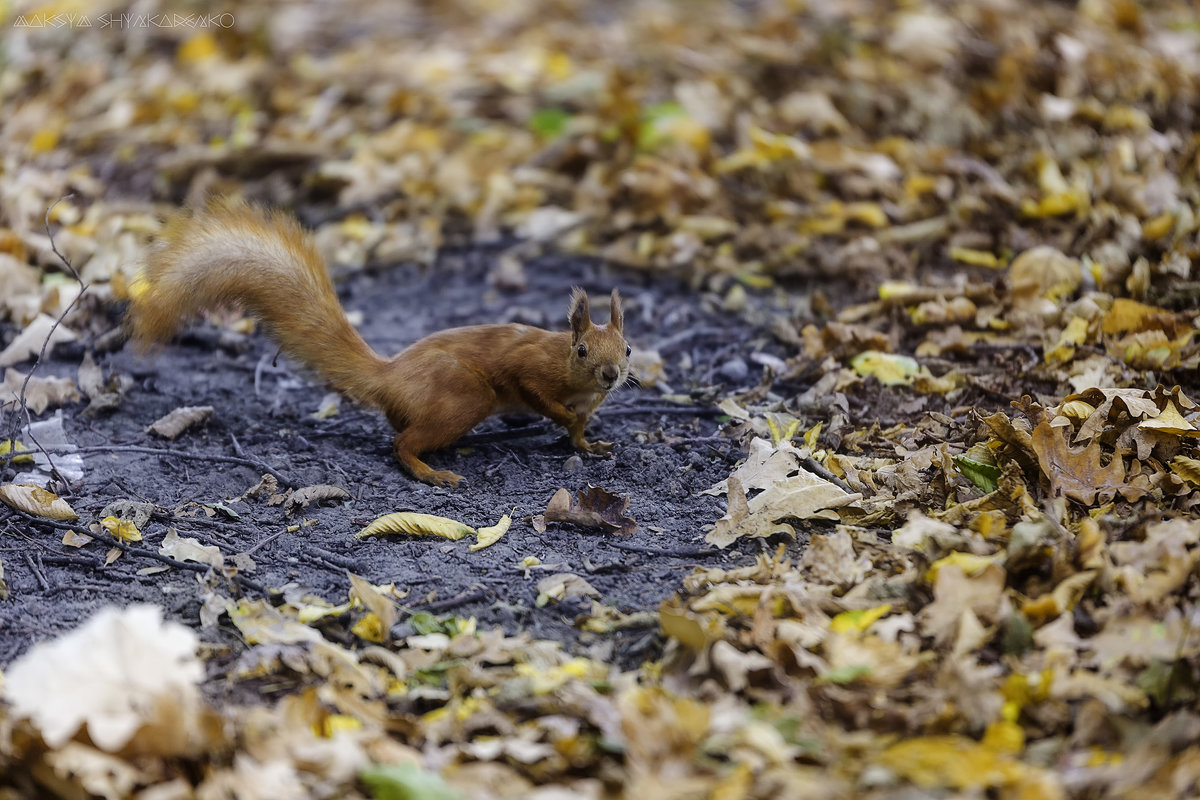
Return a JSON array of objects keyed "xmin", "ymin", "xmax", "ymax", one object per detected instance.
[
  {"xmin": 1142, "ymin": 212, "xmax": 1175, "ymax": 240},
  {"xmin": 926, "ymin": 552, "xmax": 997, "ymax": 584},
  {"xmin": 178, "ymin": 32, "xmax": 220, "ymax": 64},
  {"xmin": 981, "ymin": 720, "xmax": 1025, "ymax": 754},
  {"xmin": 470, "ymin": 511, "xmax": 512, "ymax": 551},
  {"xmin": 0, "ymin": 439, "xmax": 33, "ymax": 464},
  {"xmin": 355, "ymin": 512, "xmax": 475, "ymax": 540},
  {"xmin": 321, "ymin": 714, "xmax": 362, "ymax": 737},
  {"xmin": 851, "ymin": 350, "xmax": 919, "ymax": 386},
  {"xmin": 1171, "ymin": 455, "xmax": 1200, "ymax": 486},
  {"xmin": 829, "ymin": 604, "xmax": 892, "ymax": 634},
  {"xmin": 295, "ymin": 600, "xmax": 353, "ymax": 623},
  {"xmin": 949, "ymin": 247, "xmax": 1002, "ymax": 268},
  {"xmin": 30, "ymin": 128, "xmax": 60, "ymax": 154},
  {"xmin": 0, "ymin": 484, "xmax": 78, "ymax": 521},
  {"xmin": 765, "ymin": 412, "xmax": 800, "ymax": 446},
  {"xmin": 1101, "ymin": 297, "xmax": 1173, "ymax": 335},
  {"xmin": 879, "ymin": 735, "xmax": 1028, "ymax": 789},
  {"xmin": 1139, "ymin": 400, "xmax": 1197, "ymax": 435},
  {"xmin": 1059, "ymin": 400, "xmax": 1095, "ymax": 420},
  {"xmin": 101, "ymin": 516, "xmax": 142, "ymax": 542},
  {"xmin": 352, "ymin": 612, "xmax": 386, "ymax": 643},
  {"xmin": 1044, "ymin": 315, "xmax": 1091, "ymax": 365}
]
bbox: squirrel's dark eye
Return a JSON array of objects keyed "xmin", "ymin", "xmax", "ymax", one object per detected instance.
[
  {"xmin": 577, "ymin": 344, "xmax": 587, "ymax": 358},
  {"xmin": 625, "ymin": 345, "xmax": 631, "ymax": 357}
]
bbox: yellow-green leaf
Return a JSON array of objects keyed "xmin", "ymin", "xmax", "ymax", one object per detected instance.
[
  {"xmin": 470, "ymin": 511, "xmax": 513, "ymax": 551},
  {"xmin": 356, "ymin": 512, "xmax": 475, "ymax": 540}
]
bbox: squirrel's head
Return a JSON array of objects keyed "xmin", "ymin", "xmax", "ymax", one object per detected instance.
[{"xmin": 567, "ymin": 287, "xmax": 630, "ymax": 394}]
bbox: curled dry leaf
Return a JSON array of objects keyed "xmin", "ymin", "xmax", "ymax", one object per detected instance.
[
  {"xmin": 146, "ymin": 405, "xmax": 214, "ymax": 439},
  {"xmin": 470, "ymin": 511, "xmax": 513, "ymax": 551},
  {"xmin": 543, "ymin": 486, "xmax": 636, "ymax": 536},
  {"xmin": 356, "ymin": 511, "xmax": 475, "ymax": 540},
  {"xmin": 1171, "ymin": 455, "xmax": 1200, "ymax": 486},
  {"xmin": 0, "ymin": 483, "xmax": 78, "ymax": 520},
  {"xmin": 284, "ymin": 484, "xmax": 350, "ymax": 516},
  {"xmin": 99, "ymin": 515, "xmax": 142, "ymax": 543},
  {"xmin": 536, "ymin": 573, "xmax": 601, "ymax": 607},
  {"xmin": 1, "ymin": 368, "xmax": 81, "ymax": 415},
  {"xmin": 159, "ymin": 527, "xmax": 224, "ymax": 568},
  {"xmin": 348, "ymin": 573, "xmax": 397, "ymax": 644}
]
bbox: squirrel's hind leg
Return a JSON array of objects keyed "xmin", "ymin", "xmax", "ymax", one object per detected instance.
[
  {"xmin": 389, "ymin": 381, "xmax": 496, "ymax": 487},
  {"xmin": 393, "ymin": 434, "xmax": 465, "ymax": 488}
]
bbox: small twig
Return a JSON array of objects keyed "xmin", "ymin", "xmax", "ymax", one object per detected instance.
[
  {"xmin": 306, "ymin": 546, "xmax": 359, "ymax": 571},
  {"xmin": 3, "ymin": 196, "xmax": 90, "ymax": 489},
  {"xmin": 245, "ymin": 527, "xmax": 290, "ymax": 555},
  {"xmin": 800, "ymin": 456, "xmax": 855, "ymax": 494},
  {"xmin": 411, "ymin": 585, "xmax": 492, "ymax": 613},
  {"xmin": 23, "ymin": 551, "xmax": 50, "ymax": 591},
  {"xmin": 607, "ymin": 541, "xmax": 723, "ymax": 558}
]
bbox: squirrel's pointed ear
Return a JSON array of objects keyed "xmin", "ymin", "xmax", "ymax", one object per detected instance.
[
  {"xmin": 569, "ymin": 287, "xmax": 591, "ymax": 343},
  {"xmin": 609, "ymin": 288, "xmax": 624, "ymax": 333}
]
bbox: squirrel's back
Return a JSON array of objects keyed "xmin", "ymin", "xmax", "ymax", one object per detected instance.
[{"xmin": 128, "ymin": 201, "xmax": 390, "ymax": 407}]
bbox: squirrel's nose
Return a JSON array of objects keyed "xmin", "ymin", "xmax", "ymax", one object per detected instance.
[{"xmin": 601, "ymin": 365, "xmax": 619, "ymax": 384}]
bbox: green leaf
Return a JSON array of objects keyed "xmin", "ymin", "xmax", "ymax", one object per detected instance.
[
  {"xmin": 360, "ymin": 764, "xmax": 464, "ymax": 800},
  {"xmin": 529, "ymin": 108, "xmax": 572, "ymax": 139},
  {"xmin": 953, "ymin": 444, "xmax": 1002, "ymax": 494},
  {"xmin": 819, "ymin": 664, "xmax": 872, "ymax": 684}
]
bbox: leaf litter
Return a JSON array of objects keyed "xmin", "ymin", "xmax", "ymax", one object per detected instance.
[{"xmin": 2, "ymin": 0, "xmax": 1200, "ymax": 797}]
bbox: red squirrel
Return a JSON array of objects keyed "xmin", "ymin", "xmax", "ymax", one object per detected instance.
[{"xmin": 127, "ymin": 200, "xmax": 630, "ymax": 487}]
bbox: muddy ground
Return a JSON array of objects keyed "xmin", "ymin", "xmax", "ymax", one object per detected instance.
[{"xmin": 0, "ymin": 243, "xmax": 824, "ymax": 688}]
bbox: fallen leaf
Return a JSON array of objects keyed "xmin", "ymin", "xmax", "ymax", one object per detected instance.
[
  {"xmin": 284, "ymin": 484, "xmax": 350, "ymax": 515},
  {"xmin": 0, "ymin": 483, "xmax": 78, "ymax": 520},
  {"xmin": 159, "ymin": 527, "xmax": 224, "ymax": 568},
  {"xmin": 146, "ymin": 405, "xmax": 214, "ymax": 439},
  {"xmin": 470, "ymin": 511, "xmax": 513, "ymax": 551},
  {"xmin": 536, "ymin": 573, "xmax": 600, "ymax": 607},
  {"xmin": 2, "ymin": 604, "xmax": 203, "ymax": 750},
  {"xmin": 543, "ymin": 486, "xmax": 636, "ymax": 536},
  {"xmin": 1030, "ymin": 420, "xmax": 1132, "ymax": 505},
  {"xmin": 356, "ymin": 512, "xmax": 475, "ymax": 540}
]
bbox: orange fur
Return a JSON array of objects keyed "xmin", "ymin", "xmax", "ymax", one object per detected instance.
[{"xmin": 128, "ymin": 201, "xmax": 631, "ymax": 487}]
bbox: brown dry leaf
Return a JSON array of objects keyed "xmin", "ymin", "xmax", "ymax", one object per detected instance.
[
  {"xmin": 0, "ymin": 483, "xmax": 78, "ymax": 520},
  {"xmin": 348, "ymin": 573, "xmax": 397, "ymax": 644},
  {"xmin": 1030, "ymin": 420, "xmax": 1131, "ymax": 505},
  {"xmin": 0, "ymin": 313, "xmax": 77, "ymax": 367},
  {"xmin": 1, "ymin": 368, "xmax": 81, "ymax": 415},
  {"xmin": 536, "ymin": 573, "xmax": 600, "ymax": 607},
  {"xmin": 146, "ymin": 405, "xmax": 214, "ymax": 439},
  {"xmin": 706, "ymin": 476, "xmax": 793, "ymax": 549},
  {"xmin": 159, "ymin": 527, "xmax": 224, "ymax": 569},
  {"xmin": 543, "ymin": 485, "xmax": 636, "ymax": 536},
  {"xmin": 284, "ymin": 484, "xmax": 350, "ymax": 516}
]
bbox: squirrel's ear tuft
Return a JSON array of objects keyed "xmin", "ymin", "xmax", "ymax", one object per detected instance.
[
  {"xmin": 569, "ymin": 287, "xmax": 591, "ymax": 343},
  {"xmin": 609, "ymin": 288, "xmax": 623, "ymax": 333}
]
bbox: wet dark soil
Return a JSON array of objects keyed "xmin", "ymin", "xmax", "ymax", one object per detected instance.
[{"xmin": 1, "ymin": 246, "xmax": 788, "ymax": 681}]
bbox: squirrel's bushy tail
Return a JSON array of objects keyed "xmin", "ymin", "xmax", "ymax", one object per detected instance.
[{"xmin": 128, "ymin": 200, "xmax": 391, "ymax": 409}]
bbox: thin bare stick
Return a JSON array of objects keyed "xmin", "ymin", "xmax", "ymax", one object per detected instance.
[{"xmin": 2, "ymin": 197, "xmax": 89, "ymax": 490}]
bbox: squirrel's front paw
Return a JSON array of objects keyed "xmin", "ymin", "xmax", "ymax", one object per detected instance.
[{"xmin": 581, "ymin": 439, "xmax": 613, "ymax": 456}]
